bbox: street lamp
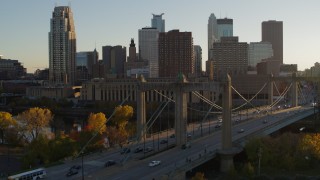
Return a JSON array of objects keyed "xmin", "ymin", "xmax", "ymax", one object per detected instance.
[
  {"xmin": 257, "ymin": 147, "xmax": 263, "ymax": 176},
  {"xmin": 81, "ymin": 152, "xmax": 84, "ymax": 180}
]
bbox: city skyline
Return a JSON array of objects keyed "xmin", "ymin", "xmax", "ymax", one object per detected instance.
[{"xmin": 1, "ymin": 0, "xmax": 320, "ymax": 73}]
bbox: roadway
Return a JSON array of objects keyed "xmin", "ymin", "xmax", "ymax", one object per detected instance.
[{"xmin": 45, "ymin": 104, "xmax": 315, "ymax": 180}]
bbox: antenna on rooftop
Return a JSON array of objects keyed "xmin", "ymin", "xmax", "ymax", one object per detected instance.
[
  {"xmin": 54, "ymin": 1, "xmax": 58, "ymax": 7},
  {"xmin": 68, "ymin": 0, "xmax": 72, "ymax": 8}
]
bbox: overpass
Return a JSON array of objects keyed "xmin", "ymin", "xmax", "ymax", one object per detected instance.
[{"xmin": 80, "ymin": 106, "xmax": 315, "ymax": 180}]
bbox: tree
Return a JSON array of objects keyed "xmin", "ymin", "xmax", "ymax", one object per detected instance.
[
  {"xmin": 18, "ymin": 107, "xmax": 53, "ymax": 141},
  {"xmin": 87, "ymin": 112, "xmax": 107, "ymax": 134},
  {"xmin": 0, "ymin": 111, "xmax": 17, "ymax": 144},
  {"xmin": 112, "ymin": 105, "xmax": 134, "ymax": 126},
  {"xmin": 191, "ymin": 172, "xmax": 207, "ymax": 180}
]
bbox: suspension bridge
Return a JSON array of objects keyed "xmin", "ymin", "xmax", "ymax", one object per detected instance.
[{"xmin": 45, "ymin": 73, "xmax": 319, "ymax": 180}]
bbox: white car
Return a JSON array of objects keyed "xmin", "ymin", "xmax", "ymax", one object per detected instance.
[
  {"xmin": 238, "ymin": 129, "xmax": 245, "ymax": 133},
  {"xmin": 149, "ymin": 160, "xmax": 161, "ymax": 167}
]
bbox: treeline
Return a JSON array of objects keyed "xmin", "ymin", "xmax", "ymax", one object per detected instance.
[{"xmin": 0, "ymin": 105, "xmax": 135, "ymax": 168}]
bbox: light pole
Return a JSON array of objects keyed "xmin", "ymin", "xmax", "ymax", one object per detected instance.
[
  {"xmin": 257, "ymin": 147, "xmax": 262, "ymax": 176},
  {"xmin": 81, "ymin": 152, "xmax": 84, "ymax": 180}
]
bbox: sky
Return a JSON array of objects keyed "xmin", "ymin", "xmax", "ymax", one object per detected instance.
[{"xmin": 1, "ymin": 0, "xmax": 320, "ymax": 73}]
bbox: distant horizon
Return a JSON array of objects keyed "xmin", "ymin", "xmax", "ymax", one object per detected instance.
[{"xmin": 1, "ymin": 0, "xmax": 320, "ymax": 73}]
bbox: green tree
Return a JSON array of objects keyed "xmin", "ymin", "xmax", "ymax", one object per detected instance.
[
  {"xmin": 22, "ymin": 135, "xmax": 50, "ymax": 168},
  {"xmin": 18, "ymin": 107, "xmax": 53, "ymax": 141},
  {"xmin": 0, "ymin": 111, "xmax": 17, "ymax": 143}
]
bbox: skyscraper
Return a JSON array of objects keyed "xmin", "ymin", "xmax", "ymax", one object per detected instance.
[
  {"xmin": 211, "ymin": 37, "xmax": 248, "ymax": 80},
  {"xmin": 49, "ymin": 6, "xmax": 76, "ymax": 85},
  {"xmin": 217, "ymin": 18, "xmax": 233, "ymax": 39},
  {"xmin": 193, "ymin": 45, "xmax": 202, "ymax": 77},
  {"xmin": 102, "ymin": 45, "xmax": 126, "ymax": 78},
  {"xmin": 159, "ymin": 30, "xmax": 194, "ymax": 78},
  {"xmin": 248, "ymin": 42, "xmax": 273, "ymax": 68},
  {"xmin": 151, "ymin": 13, "xmax": 165, "ymax": 32},
  {"xmin": 262, "ymin": 20, "xmax": 283, "ymax": 64},
  {"xmin": 208, "ymin": 14, "xmax": 233, "ymax": 60},
  {"xmin": 208, "ymin": 13, "xmax": 218, "ymax": 59},
  {"xmin": 139, "ymin": 27, "xmax": 159, "ymax": 78}
]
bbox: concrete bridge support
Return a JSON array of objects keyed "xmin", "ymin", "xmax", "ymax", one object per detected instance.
[
  {"xmin": 136, "ymin": 75, "xmax": 146, "ymax": 140},
  {"xmin": 291, "ymin": 73, "xmax": 298, "ymax": 107},
  {"xmin": 219, "ymin": 74, "xmax": 241, "ymax": 172},
  {"xmin": 175, "ymin": 85, "xmax": 187, "ymax": 146},
  {"xmin": 268, "ymin": 75, "xmax": 274, "ymax": 106}
]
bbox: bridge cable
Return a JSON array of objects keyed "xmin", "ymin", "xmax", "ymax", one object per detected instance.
[
  {"xmin": 192, "ymin": 91, "xmax": 222, "ymax": 110},
  {"xmin": 268, "ymin": 83, "xmax": 292, "ymax": 109},
  {"xmin": 231, "ymin": 86, "xmax": 261, "ymax": 112},
  {"xmin": 231, "ymin": 82, "xmax": 267, "ymax": 111}
]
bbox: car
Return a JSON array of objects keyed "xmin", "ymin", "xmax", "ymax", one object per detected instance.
[
  {"xmin": 69, "ymin": 165, "xmax": 81, "ymax": 171},
  {"xmin": 187, "ymin": 134, "xmax": 192, "ymax": 140},
  {"xmin": 169, "ymin": 134, "xmax": 175, "ymax": 138},
  {"xmin": 263, "ymin": 119, "xmax": 268, "ymax": 124},
  {"xmin": 160, "ymin": 139, "xmax": 168, "ymax": 144},
  {"xmin": 215, "ymin": 124, "xmax": 221, "ymax": 128},
  {"xmin": 144, "ymin": 147, "xmax": 153, "ymax": 153},
  {"xmin": 148, "ymin": 160, "xmax": 161, "ymax": 167},
  {"xmin": 134, "ymin": 146, "xmax": 143, "ymax": 153},
  {"xmin": 181, "ymin": 143, "xmax": 191, "ymax": 149},
  {"xmin": 238, "ymin": 129, "xmax": 245, "ymax": 133},
  {"xmin": 66, "ymin": 169, "xmax": 78, "ymax": 177},
  {"xmin": 120, "ymin": 147, "xmax": 131, "ymax": 154},
  {"xmin": 105, "ymin": 160, "xmax": 116, "ymax": 167}
]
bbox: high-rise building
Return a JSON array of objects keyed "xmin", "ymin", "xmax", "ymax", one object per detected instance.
[
  {"xmin": 211, "ymin": 37, "xmax": 248, "ymax": 80},
  {"xmin": 128, "ymin": 38, "xmax": 137, "ymax": 63},
  {"xmin": 75, "ymin": 49, "xmax": 98, "ymax": 84},
  {"xmin": 151, "ymin": 13, "xmax": 165, "ymax": 32},
  {"xmin": 102, "ymin": 45, "xmax": 126, "ymax": 78},
  {"xmin": 125, "ymin": 38, "xmax": 149, "ymax": 78},
  {"xmin": 217, "ymin": 18, "xmax": 233, "ymax": 39},
  {"xmin": 193, "ymin": 45, "xmax": 202, "ymax": 77},
  {"xmin": 49, "ymin": 6, "xmax": 76, "ymax": 85},
  {"xmin": 159, "ymin": 30, "xmax": 194, "ymax": 78},
  {"xmin": 208, "ymin": 15, "xmax": 233, "ymax": 60},
  {"xmin": 208, "ymin": 13, "xmax": 218, "ymax": 59},
  {"xmin": 248, "ymin": 42, "xmax": 273, "ymax": 68},
  {"xmin": 0, "ymin": 58, "xmax": 26, "ymax": 80},
  {"xmin": 139, "ymin": 27, "xmax": 159, "ymax": 78},
  {"xmin": 262, "ymin": 20, "xmax": 283, "ymax": 64}
]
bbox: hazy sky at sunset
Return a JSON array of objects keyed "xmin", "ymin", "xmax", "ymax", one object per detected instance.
[{"xmin": 1, "ymin": 0, "xmax": 319, "ymax": 73}]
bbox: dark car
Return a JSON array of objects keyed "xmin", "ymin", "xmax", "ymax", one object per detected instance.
[
  {"xmin": 160, "ymin": 139, "xmax": 168, "ymax": 144},
  {"xmin": 69, "ymin": 165, "xmax": 81, "ymax": 171},
  {"xmin": 169, "ymin": 134, "xmax": 175, "ymax": 138},
  {"xmin": 144, "ymin": 147, "xmax": 153, "ymax": 153},
  {"xmin": 181, "ymin": 143, "xmax": 191, "ymax": 149},
  {"xmin": 120, "ymin": 147, "xmax": 131, "ymax": 154},
  {"xmin": 105, "ymin": 160, "xmax": 116, "ymax": 167},
  {"xmin": 134, "ymin": 147, "xmax": 143, "ymax": 153},
  {"xmin": 66, "ymin": 169, "xmax": 78, "ymax": 177},
  {"xmin": 215, "ymin": 124, "xmax": 221, "ymax": 128}
]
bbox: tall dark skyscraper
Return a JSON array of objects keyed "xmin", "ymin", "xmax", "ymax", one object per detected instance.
[
  {"xmin": 158, "ymin": 30, "xmax": 194, "ymax": 78},
  {"xmin": 262, "ymin": 20, "xmax": 283, "ymax": 64},
  {"xmin": 102, "ymin": 45, "xmax": 126, "ymax": 78},
  {"xmin": 49, "ymin": 6, "xmax": 76, "ymax": 85}
]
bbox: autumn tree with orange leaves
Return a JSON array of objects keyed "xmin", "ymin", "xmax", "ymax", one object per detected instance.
[
  {"xmin": 0, "ymin": 111, "xmax": 17, "ymax": 144},
  {"xmin": 18, "ymin": 107, "xmax": 53, "ymax": 141},
  {"xmin": 107, "ymin": 105, "xmax": 134, "ymax": 147},
  {"xmin": 87, "ymin": 112, "xmax": 107, "ymax": 134}
]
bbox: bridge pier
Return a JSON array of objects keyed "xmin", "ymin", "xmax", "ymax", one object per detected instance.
[
  {"xmin": 268, "ymin": 74, "xmax": 273, "ymax": 106},
  {"xmin": 136, "ymin": 75, "xmax": 146, "ymax": 140},
  {"xmin": 291, "ymin": 73, "xmax": 298, "ymax": 107},
  {"xmin": 175, "ymin": 77, "xmax": 188, "ymax": 146},
  {"xmin": 219, "ymin": 74, "xmax": 241, "ymax": 173}
]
